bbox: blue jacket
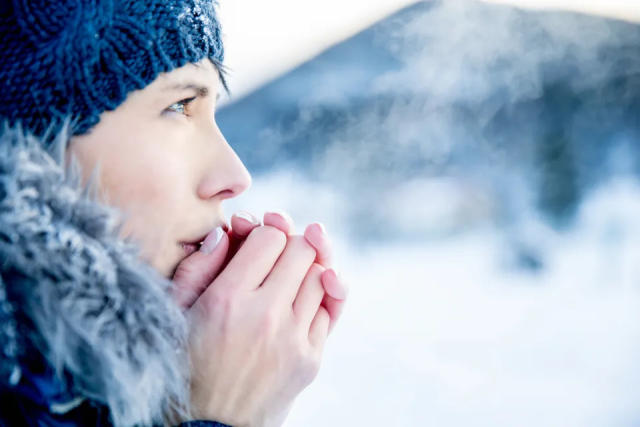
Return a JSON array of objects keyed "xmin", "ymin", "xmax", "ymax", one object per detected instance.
[
  {"xmin": 0, "ymin": 126, "xmax": 231, "ymax": 427},
  {"xmin": 0, "ymin": 350, "xmax": 229, "ymax": 427}
]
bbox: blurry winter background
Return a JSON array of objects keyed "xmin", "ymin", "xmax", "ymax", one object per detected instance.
[{"xmin": 217, "ymin": 1, "xmax": 640, "ymax": 426}]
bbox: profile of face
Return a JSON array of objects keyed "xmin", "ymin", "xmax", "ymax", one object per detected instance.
[{"xmin": 67, "ymin": 59, "xmax": 252, "ymax": 278}]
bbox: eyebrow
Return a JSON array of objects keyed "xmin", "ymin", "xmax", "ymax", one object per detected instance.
[
  {"xmin": 164, "ymin": 83, "xmax": 209, "ymax": 96},
  {"xmin": 162, "ymin": 83, "xmax": 221, "ymax": 102}
]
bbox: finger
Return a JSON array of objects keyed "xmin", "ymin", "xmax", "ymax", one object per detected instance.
[
  {"xmin": 322, "ymin": 294, "xmax": 346, "ymax": 334},
  {"xmin": 304, "ymin": 223, "xmax": 332, "ymax": 267},
  {"xmin": 170, "ymin": 227, "xmax": 228, "ymax": 310},
  {"xmin": 321, "ymin": 269, "xmax": 348, "ymax": 334},
  {"xmin": 261, "ymin": 236, "xmax": 317, "ymax": 304},
  {"xmin": 292, "ymin": 263, "xmax": 326, "ymax": 329},
  {"xmin": 309, "ymin": 306, "xmax": 331, "ymax": 351},
  {"xmin": 264, "ymin": 211, "xmax": 295, "ymax": 235},
  {"xmin": 230, "ymin": 212, "xmax": 261, "ymax": 239},
  {"xmin": 321, "ymin": 268, "xmax": 347, "ymax": 300},
  {"xmin": 210, "ymin": 225, "xmax": 287, "ymax": 292},
  {"xmin": 227, "ymin": 212, "xmax": 261, "ymax": 264}
]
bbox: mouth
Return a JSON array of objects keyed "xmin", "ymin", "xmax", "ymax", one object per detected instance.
[{"xmin": 180, "ymin": 241, "xmax": 203, "ymax": 256}]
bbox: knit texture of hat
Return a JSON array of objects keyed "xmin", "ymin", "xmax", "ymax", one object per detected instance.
[{"xmin": 0, "ymin": 0, "xmax": 225, "ymax": 143}]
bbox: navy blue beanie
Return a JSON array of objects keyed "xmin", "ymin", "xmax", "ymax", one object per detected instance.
[{"xmin": 0, "ymin": 0, "xmax": 225, "ymax": 142}]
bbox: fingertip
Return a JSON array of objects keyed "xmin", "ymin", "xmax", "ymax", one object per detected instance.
[
  {"xmin": 234, "ymin": 211, "xmax": 260, "ymax": 224},
  {"xmin": 317, "ymin": 222, "xmax": 327, "ymax": 234},
  {"xmin": 304, "ymin": 222, "xmax": 331, "ymax": 251},
  {"xmin": 304, "ymin": 222, "xmax": 322, "ymax": 236},
  {"xmin": 171, "ymin": 230, "xmax": 231, "ymax": 310},
  {"xmin": 231, "ymin": 211, "xmax": 260, "ymax": 237},
  {"xmin": 199, "ymin": 227, "xmax": 227, "ymax": 255},
  {"xmin": 305, "ymin": 223, "xmax": 332, "ymax": 266},
  {"xmin": 264, "ymin": 211, "xmax": 294, "ymax": 234},
  {"xmin": 321, "ymin": 269, "xmax": 347, "ymax": 300}
]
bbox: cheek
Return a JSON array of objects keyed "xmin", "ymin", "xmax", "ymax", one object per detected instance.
[
  {"xmin": 106, "ymin": 154, "xmax": 190, "ymax": 243},
  {"xmin": 111, "ymin": 161, "xmax": 177, "ymax": 207},
  {"xmin": 84, "ymin": 139, "xmax": 192, "ymax": 261},
  {"xmin": 69, "ymin": 114, "xmax": 201, "ymax": 275}
]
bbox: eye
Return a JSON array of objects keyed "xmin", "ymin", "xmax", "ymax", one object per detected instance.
[{"xmin": 163, "ymin": 96, "xmax": 197, "ymax": 116}]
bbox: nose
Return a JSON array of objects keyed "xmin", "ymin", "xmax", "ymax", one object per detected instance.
[{"xmin": 196, "ymin": 132, "xmax": 252, "ymax": 201}]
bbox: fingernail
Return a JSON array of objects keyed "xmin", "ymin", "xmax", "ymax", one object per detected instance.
[
  {"xmin": 324, "ymin": 269, "xmax": 347, "ymax": 300},
  {"xmin": 200, "ymin": 227, "xmax": 224, "ymax": 254},
  {"xmin": 265, "ymin": 210, "xmax": 289, "ymax": 223},
  {"xmin": 307, "ymin": 222, "xmax": 325, "ymax": 239},
  {"xmin": 265, "ymin": 211, "xmax": 294, "ymax": 234},
  {"xmin": 272, "ymin": 210, "xmax": 293, "ymax": 223},
  {"xmin": 235, "ymin": 211, "xmax": 259, "ymax": 224},
  {"xmin": 304, "ymin": 224, "xmax": 322, "ymax": 247}
]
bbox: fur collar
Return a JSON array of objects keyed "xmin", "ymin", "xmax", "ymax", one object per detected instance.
[{"xmin": 0, "ymin": 125, "xmax": 191, "ymax": 426}]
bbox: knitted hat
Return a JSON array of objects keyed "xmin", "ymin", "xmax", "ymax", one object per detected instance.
[{"xmin": 0, "ymin": 0, "xmax": 225, "ymax": 142}]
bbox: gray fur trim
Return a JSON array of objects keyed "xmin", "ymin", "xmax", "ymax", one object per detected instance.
[{"xmin": 0, "ymin": 124, "xmax": 192, "ymax": 426}]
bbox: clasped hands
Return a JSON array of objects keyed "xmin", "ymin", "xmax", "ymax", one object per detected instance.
[{"xmin": 170, "ymin": 212, "xmax": 348, "ymax": 427}]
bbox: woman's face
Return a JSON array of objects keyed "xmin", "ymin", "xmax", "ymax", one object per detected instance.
[{"xmin": 67, "ymin": 59, "xmax": 251, "ymax": 278}]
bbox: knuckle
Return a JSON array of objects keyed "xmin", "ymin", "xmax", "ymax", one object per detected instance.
[
  {"xmin": 287, "ymin": 235, "xmax": 316, "ymax": 258},
  {"xmin": 285, "ymin": 334, "xmax": 320, "ymax": 382},
  {"xmin": 203, "ymin": 288, "xmax": 236, "ymax": 318},
  {"xmin": 315, "ymin": 306, "xmax": 331, "ymax": 327},
  {"xmin": 296, "ymin": 352, "xmax": 321, "ymax": 385},
  {"xmin": 318, "ymin": 305, "xmax": 330, "ymax": 320},
  {"xmin": 307, "ymin": 263, "xmax": 325, "ymax": 279}
]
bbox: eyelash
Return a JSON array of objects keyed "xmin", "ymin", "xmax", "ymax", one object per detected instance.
[{"xmin": 164, "ymin": 96, "xmax": 197, "ymax": 116}]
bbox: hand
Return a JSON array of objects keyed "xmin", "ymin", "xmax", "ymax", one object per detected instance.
[
  {"xmin": 186, "ymin": 219, "xmax": 327, "ymax": 426},
  {"xmin": 170, "ymin": 212, "xmax": 348, "ymax": 426},
  {"xmin": 171, "ymin": 213, "xmax": 348, "ymax": 329},
  {"xmin": 170, "ymin": 211, "xmax": 261, "ymax": 310}
]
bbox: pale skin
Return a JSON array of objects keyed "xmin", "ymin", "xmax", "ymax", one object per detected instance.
[{"xmin": 66, "ymin": 59, "xmax": 348, "ymax": 426}]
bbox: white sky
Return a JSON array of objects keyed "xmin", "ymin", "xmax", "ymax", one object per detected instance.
[
  {"xmin": 217, "ymin": 0, "xmax": 415, "ymax": 98},
  {"xmin": 218, "ymin": 0, "xmax": 640, "ymax": 100}
]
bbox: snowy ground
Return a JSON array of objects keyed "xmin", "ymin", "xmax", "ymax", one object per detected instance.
[{"xmin": 227, "ymin": 172, "xmax": 640, "ymax": 427}]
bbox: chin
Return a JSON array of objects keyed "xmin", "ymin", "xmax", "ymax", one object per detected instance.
[
  {"xmin": 151, "ymin": 260, "xmax": 173, "ymax": 279},
  {"xmin": 147, "ymin": 247, "xmax": 182, "ymax": 280}
]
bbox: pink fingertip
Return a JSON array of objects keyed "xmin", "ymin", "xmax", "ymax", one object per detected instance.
[
  {"xmin": 322, "ymin": 269, "xmax": 347, "ymax": 300},
  {"xmin": 264, "ymin": 211, "xmax": 292, "ymax": 234},
  {"xmin": 231, "ymin": 212, "xmax": 261, "ymax": 237},
  {"xmin": 303, "ymin": 223, "xmax": 321, "ymax": 245},
  {"xmin": 200, "ymin": 227, "xmax": 225, "ymax": 255},
  {"xmin": 234, "ymin": 211, "xmax": 259, "ymax": 225},
  {"xmin": 305, "ymin": 223, "xmax": 332, "ymax": 264}
]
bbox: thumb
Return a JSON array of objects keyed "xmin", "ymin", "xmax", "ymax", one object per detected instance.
[{"xmin": 171, "ymin": 227, "xmax": 229, "ymax": 310}]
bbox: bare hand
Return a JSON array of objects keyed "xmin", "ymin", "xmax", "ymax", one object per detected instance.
[{"xmin": 171, "ymin": 212, "xmax": 347, "ymax": 426}]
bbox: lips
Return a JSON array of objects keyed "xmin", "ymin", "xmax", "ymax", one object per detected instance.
[
  {"xmin": 180, "ymin": 234, "xmax": 208, "ymax": 256},
  {"xmin": 180, "ymin": 242, "xmax": 201, "ymax": 256}
]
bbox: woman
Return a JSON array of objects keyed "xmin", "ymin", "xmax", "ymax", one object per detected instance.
[{"xmin": 0, "ymin": 0, "xmax": 347, "ymax": 426}]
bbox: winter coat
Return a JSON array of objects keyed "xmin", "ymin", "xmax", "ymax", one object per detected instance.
[{"xmin": 0, "ymin": 125, "xmax": 230, "ymax": 427}]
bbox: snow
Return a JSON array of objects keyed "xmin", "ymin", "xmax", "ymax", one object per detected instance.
[{"xmin": 227, "ymin": 172, "xmax": 640, "ymax": 427}]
